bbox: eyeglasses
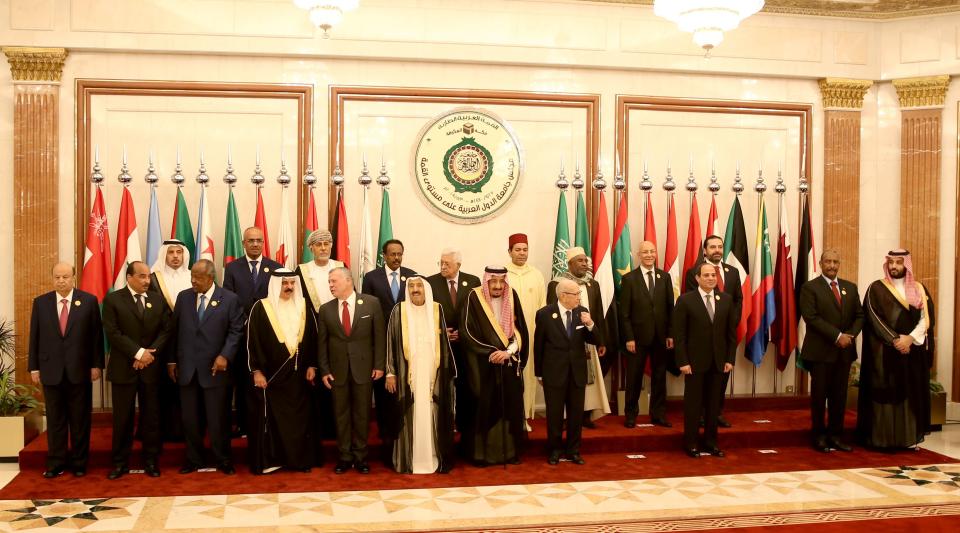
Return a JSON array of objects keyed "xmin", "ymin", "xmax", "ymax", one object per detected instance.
[{"xmin": 560, "ymin": 291, "xmax": 580, "ymax": 296}]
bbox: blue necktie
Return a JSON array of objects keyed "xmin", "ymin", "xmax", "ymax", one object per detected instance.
[
  {"xmin": 250, "ymin": 260, "xmax": 259, "ymax": 284},
  {"xmin": 566, "ymin": 310, "xmax": 573, "ymax": 337},
  {"xmin": 390, "ymin": 272, "xmax": 400, "ymax": 301},
  {"xmin": 198, "ymin": 294, "xmax": 207, "ymax": 321}
]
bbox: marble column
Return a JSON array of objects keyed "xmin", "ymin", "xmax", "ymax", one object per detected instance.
[
  {"xmin": 2, "ymin": 47, "xmax": 67, "ymax": 386},
  {"xmin": 818, "ymin": 78, "xmax": 872, "ymax": 282}
]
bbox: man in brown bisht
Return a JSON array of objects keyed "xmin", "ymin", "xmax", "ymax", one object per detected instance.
[
  {"xmin": 246, "ymin": 269, "xmax": 318, "ymax": 474},
  {"xmin": 858, "ymin": 249, "xmax": 935, "ymax": 451},
  {"xmin": 460, "ymin": 266, "xmax": 529, "ymax": 466}
]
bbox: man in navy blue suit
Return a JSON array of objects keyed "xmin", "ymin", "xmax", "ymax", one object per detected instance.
[
  {"xmin": 360, "ymin": 239, "xmax": 416, "ymax": 464},
  {"xmin": 222, "ymin": 226, "xmax": 281, "ymax": 436},
  {"xmin": 29, "ymin": 262, "xmax": 104, "ymax": 478},
  {"xmin": 167, "ymin": 259, "xmax": 245, "ymax": 475}
]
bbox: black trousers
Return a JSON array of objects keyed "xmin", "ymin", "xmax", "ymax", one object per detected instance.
[
  {"xmin": 452, "ymin": 343, "xmax": 475, "ymax": 433},
  {"xmin": 179, "ymin": 375, "xmax": 232, "ymax": 466},
  {"xmin": 544, "ymin": 371, "xmax": 585, "ymax": 455},
  {"xmin": 332, "ymin": 378, "xmax": 372, "ymax": 463},
  {"xmin": 809, "ymin": 359, "xmax": 852, "ymax": 439},
  {"xmin": 43, "ymin": 381, "xmax": 92, "ymax": 471},
  {"xmin": 683, "ymin": 367, "xmax": 724, "ymax": 451},
  {"xmin": 624, "ymin": 343, "xmax": 668, "ymax": 419},
  {"xmin": 111, "ymin": 380, "xmax": 160, "ymax": 467},
  {"xmin": 230, "ymin": 340, "xmax": 251, "ymax": 434}
]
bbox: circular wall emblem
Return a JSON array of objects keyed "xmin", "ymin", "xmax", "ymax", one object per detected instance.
[{"xmin": 413, "ymin": 109, "xmax": 522, "ymax": 224}]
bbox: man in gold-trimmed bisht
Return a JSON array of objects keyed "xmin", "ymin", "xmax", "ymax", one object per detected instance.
[
  {"xmin": 460, "ymin": 266, "xmax": 529, "ymax": 466},
  {"xmin": 246, "ymin": 269, "xmax": 318, "ymax": 473},
  {"xmin": 385, "ymin": 276, "xmax": 457, "ymax": 474}
]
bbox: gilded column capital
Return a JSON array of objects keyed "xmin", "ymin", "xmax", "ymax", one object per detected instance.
[
  {"xmin": 2, "ymin": 47, "xmax": 68, "ymax": 82},
  {"xmin": 892, "ymin": 75, "xmax": 951, "ymax": 109},
  {"xmin": 818, "ymin": 78, "xmax": 873, "ymax": 110}
]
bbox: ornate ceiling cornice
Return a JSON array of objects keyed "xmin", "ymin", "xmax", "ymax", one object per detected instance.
[
  {"xmin": 581, "ymin": 1, "xmax": 960, "ymax": 20},
  {"xmin": 2, "ymin": 47, "xmax": 68, "ymax": 82}
]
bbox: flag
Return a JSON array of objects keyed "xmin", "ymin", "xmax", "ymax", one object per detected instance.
[
  {"xmin": 80, "ymin": 187, "xmax": 113, "ymax": 302},
  {"xmin": 145, "ymin": 186, "xmax": 162, "ymax": 267},
  {"xmin": 223, "ymin": 189, "xmax": 243, "ymax": 265},
  {"xmin": 171, "ymin": 188, "xmax": 196, "ymax": 268},
  {"xmin": 745, "ymin": 196, "xmax": 776, "ymax": 365},
  {"xmin": 112, "ymin": 186, "xmax": 142, "ymax": 291},
  {"xmin": 592, "ymin": 192, "xmax": 614, "ymax": 314},
  {"xmin": 771, "ymin": 193, "xmax": 798, "ymax": 371},
  {"xmin": 681, "ymin": 193, "xmax": 702, "ymax": 293},
  {"xmin": 301, "ymin": 188, "xmax": 319, "ymax": 263},
  {"xmin": 611, "ymin": 192, "xmax": 632, "ymax": 294},
  {"xmin": 664, "ymin": 194, "xmax": 680, "ymax": 300},
  {"xmin": 552, "ymin": 191, "xmax": 571, "ymax": 280},
  {"xmin": 376, "ymin": 188, "xmax": 394, "ymax": 268},
  {"xmin": 194, "ymin": 185, "xmax": 215, "ymax": 263},
  {"xmin": 723, "ymin": 197, "xmax": 752, "ymax": 343},
  {"xmin": 705, "ymin": 194, "xmax": 720, "ymax": 238},
  {"xmin": 574, "ymin": 190, "xmax": 592, "ymax": 258},
  {"xmin": 643, "ymin": 191, "xmax": 657, "ymax": 251},
  {"xmin": 275, "ymin": 186, "xmax": 294, "ymax": 268},
  {"xmin": 794, "ymin": 194, "xmax": 817, "ymax": 368},
  {"xmin": 331, "ymin": 189, "xmax": 351, "ymax": 268},
  {"xmin": 358, "ymin": 187, "xmax": 375, "ymax": 277},
  {"xmin": 254, "ymin": 188, "xmax": 271, "ymax": 259}
]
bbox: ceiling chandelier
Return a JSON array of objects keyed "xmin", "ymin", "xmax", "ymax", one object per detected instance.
[
  {"xmin": 293, "ymin": 0, "xmax": 359, "ymax": 38},
  {"xmin": 654, "ymin": 0, "xmax": 764, "ymax": 54}
]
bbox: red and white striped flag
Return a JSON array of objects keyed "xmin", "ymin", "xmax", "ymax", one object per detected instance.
[
  {"xmin": 274, "ymin": 185, "xmax": 294, "ymax": 268},
  {"xmin": 592, "ymin": 192, "xmax": 614, "ymax": 314},
  {"xmin": 705, "ymin": 194, "xmax": 719, "ymax": 237},
  {"xmin": 664, "ymin": 194, "xmax": 680, "ymax": 300},
  {"xmin": 112, "ymin": 186, "xmax": 142, "ymax": 290},
  {"xmin": 681, "ymin": 193, "xmax": 702, "ymax": 293},
  {"xmin": 254, "ymin": 188, "xmax": 271, "ymax": 259}
]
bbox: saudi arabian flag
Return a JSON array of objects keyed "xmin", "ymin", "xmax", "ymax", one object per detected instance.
[
  {"xmin": 223, "ymin": 188, "xmax": 243, "ymax": 266},
  {"xmin": 376, "ymin": 189, "xmax": 393, "ymax": 268},
  {"xmin": 551, "ymin": 191, "xmax": 570, "ymax": 280},
  {"xmin": 171, "ymin": 187, "xmax": 196, "ymax": 267},
  {"xmin": 574, "ymin": 190, "xmax": 591, "ymax": 258},
  {"xmin": 611, "ymin": 193, "xmax": 632, "ymax": 294}
]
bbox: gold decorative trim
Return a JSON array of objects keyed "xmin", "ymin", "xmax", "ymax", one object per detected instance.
[
  {"xmin": 582, "ymin": 0, "xmax": 960, "ymax": 20},
  {"xmin": 2, "ymin": 47, "xmax": 68, "ymax": 82},
  {"xmin": 818, "ymin": 78, "xmax": 873, "ymax": 110},
  {"xmin": 893, "ymin": 75, "xmax": 951, "ymax": 109}
]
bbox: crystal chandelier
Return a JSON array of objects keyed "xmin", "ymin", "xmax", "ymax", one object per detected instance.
[
  {"xmin": 654, "ymin": 0, "xmax": 764, "ymax": 53},
  {"xmin": 293, "ymin": 0, "xmax": 359, "ymax": 38}
]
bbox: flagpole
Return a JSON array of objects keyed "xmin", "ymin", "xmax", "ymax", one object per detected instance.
[
  {"xmin": 729, "ymin": 163, "xmax": 742, "ymax": 400},
  {"xmin": 752, "ymin": 165, "xmax": 768, "ymax": 398},
  {"xmin": 773, "ymin": 167, "xmax": 787, "ymax": 394},
  {"xmin": 358, "ymin": 154, "xmax": 372, "ymax": 284},
  {"xmin": 613, "ymin": 167, "xmax": 626, "ymax": 398}
]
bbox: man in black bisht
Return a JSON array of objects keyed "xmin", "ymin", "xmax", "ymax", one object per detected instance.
[
  {"xmin": 246, "ymin": 269, "xmax": 317, "ymax": 474},
  {"xmin": 857, "ymin": 249, "xmax": 935, "ymax": 450}
]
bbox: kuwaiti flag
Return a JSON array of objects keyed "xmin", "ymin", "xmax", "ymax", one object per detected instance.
[
  {"xmin": 357, "ymin": 187, "xmax": 375, "ymax": 278},
  {"xmin": 254, "ymin": 188, "xmax": 271, "ymax": 259},
  {"xmin": 145, "ymin": 186, "xmax": 162, "ymax": 267},
  {"xmin": 794, "ymin": 194, "xmax": 817, "ymax": 367},
  {"xmin": 275, "ymin": 186, "xmax": 294, "ymax": 269},
  {"xmin": 681, "ymin": 193, "xmax": 702, "ymax": 293},
  {"xmin": 112, "ymin": 186, "xmax": 142, "ymax": 291},
  {"xmin": 745, "ymin": 196, "xmax": 776, "ymax": 365},
  {"xmin": 592, "ymin": 191, "xmax": 614, "ymax": 314},
  {"xmin": 80, "ymin": 186, "xmax": 113, "ymax": 302},
  {"xmin": 771, "ymin": 192, "xmax": 798, "ymax": 371},
  {"xmin": 194, "ymin": 185, "xmax": 215, "ymax": 263},
  {"xmin": 723, "ymin": 196, "xmax": 752, "ymax": 343},
  {"xmin": 663, "ymin": 193, "xmax": 680, "ymax": 301}
]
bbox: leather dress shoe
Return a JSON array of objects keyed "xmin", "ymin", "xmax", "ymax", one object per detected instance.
[
  {"xmin": 813, "ymin": 437, "xmax": 831, "ymax": 453},
  {"xmin": 547, "ymin": 451, "xmax": 561, "ymax": 465},
  {"xmin": 217, "ymin": 463, "xmax": 236, "ymax": 475},
  {"xmin": 582, "ymin": 418, "xmax": 596, "ymax": 429},
  {"xmin": 107, "ymin": 466, "xmax": 127, "ymax": 480},
  {"xmin": 42, "ymin": 467, "xmax": 65, "ymax": 479},
  {"xmin": 179, "ymin": 463, "xmax": 199, "ymax": 474},
  {"xmin": 704, "ymin": 447, "xmax": 725, "ymax": 458},
  {"xmin": 829, "ymin": 438, "xmax": 853, "ymax": 452},
  {"xmin": 685, "ymin": 448, "xmax": 700, "ymax": 458},
  {"xmin": 355, "ymin": 461, "xmax": 370, "ymax": 474},
  {"xmin": 624, "ymin": 416, "xmax": 637, "ymax": 429},
  {"xmin": 334, "ymin": 460, "xmax": 352, "ymax": 474},
  {"xmin": 717, "ymin": 416, "xmax": 732, "ymax": 428},
  {"xmin": 567, "ymin": 453, "xmax": 585, "ymax": 465},
  {"xmin": 145, "ymin": 464, "xmax": 161, "ymax": 477},
  {"xmin": 73, "ymin": 469, "xmax": 86, "ymax": 477},
  {"xmin": 507, "ymin": 456, "xmax": 522, "ymax": 465},
  {"xmin": 652, "ymin": 418, "xmax": 673, "ymax": 428}
]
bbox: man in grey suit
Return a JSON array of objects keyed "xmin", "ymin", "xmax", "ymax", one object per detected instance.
[{"xmin": 318, "ymin": 267, "xmax": 386, "ymax": 474}]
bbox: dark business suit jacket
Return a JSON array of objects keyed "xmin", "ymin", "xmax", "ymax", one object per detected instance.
[
  {"xmin": 619, "ymin": 267, "xmax": 674, "ymax": 347},
  {"xmin": 685, "ymin": 261, "xmax": 743, "ymax": 319},
  {"xmin": 534, "ymin": 303, "xmax": 595, "ymax": 388},
  {"xmin": 798, "ymin": 277, "xmax": 864, "ymax": 364},
  {"xmin": 546, "ymin": 279, "xmax": 609, "ymax": 350},
  {"xmin": 361, "ymin": 266, "xmax": 418, "ymax": 321},
  {"xmin": 222, "ymin": 256, "xmax": 283, "ymax": 318},
  {"xmin": 427, "ymin": 271, "xmax": 481, "ymax": 330},
  {"xmin": 28, "ymin": 289, "xmax": 104, "ymax": 385},
  {"xmin": 673, "ymin": 290, "xmax": 738, "ymax": 373},
  {"xmin": 102, "ymin": 288, "xmax": 172, "ymax": 384},
  {"xmin": 317, "ymin": 293, "xmax": 386, "ymax": 385},
  {"xmin": 170, "ymin": 286, "xmax": 245, "ymax": 388}
]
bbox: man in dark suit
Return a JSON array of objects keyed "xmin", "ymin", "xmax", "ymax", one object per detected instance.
[
  {"xmin": 534, "ymin": 279, "xmax": 600, "ymax": 465},
  {"xmin": 102, "ymin": 261, "xmax": 172, "ymax": 479},
  {"xmin": 167, "ymin": 259, "xmax": 245, "ymax": 475},
  {"xmin": 619, "ymin": 240, "xmax": 675, "ymax": 428},
  {"xmin": 426, "ymin": 248, "xmax": 481, "ymax": 435},
  {"xmin": 683, "ymin": 235, "xmax": 742, "ymax": 428},
  {"xmin": 673, "ymin": 262, "xmax": 737, "ymax": 458},
  {"xmin": 319, "ymin": 267, "xmax": 386, "ymax": 474},
  {"xmin": 222, "ymin": 226, "xmax": 282, "ymax": 437},
  {"xmin": 28, "ymin": 262, "xmax": 104, "ymax": 478},
  {"xmin": 798, "ymin": 249, "xmax": 864, "ymax": 452},
  {"xmin": 360, "ymin": 238, "xmax": 415, "ymax": 462}
]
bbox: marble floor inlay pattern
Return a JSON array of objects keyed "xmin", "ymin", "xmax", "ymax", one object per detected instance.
[{"xmin": 1, "ymin": 464, "xmax": 959, "ymax": 531}]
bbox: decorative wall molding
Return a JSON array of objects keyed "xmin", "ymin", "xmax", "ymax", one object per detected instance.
[
  {"xmin": 2, "ymin": 46, "xmax": 67, "ymax": 82},
  {"xmin": 893, "ymin": 75, "xmax": 951, "ymax": 108},
  {"xmin": 818, "ymin": 78, "xmax": 873, "ymax": 110}
]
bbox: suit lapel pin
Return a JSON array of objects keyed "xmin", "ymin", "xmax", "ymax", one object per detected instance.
[
  {"xmin": 841, "ymin": 289, "xmax": 847, "ymax": 295},
  {"xmin": 462, "ymin": 281, "xmax": 468, "ymax": 286},
  {"xmin": 724, "ymin": 267, "xmax": 729, "ymax": 272},
  {"xmin": 357, "ymin": 299, "xmax": 364, "ymax": 305},
  {"xmin": 401, "ymin": 276, "xmax": 407, "ymax": 282},
  {"xmin": 74, "ymin": 300, "xmax": 81, "ymax": 306},
  {"xmin": 551, "ymin": 312, "xmax": 558, "ymax": 319},
  {"xmin": 211, "ymin": 300, "xmax": 219, "ymax": 307},
  {"xmin": 715, "ymin": 295, "xmax": 720, "ymax": 301},
  {"xmin": 656, "ymin": 274, "xmax": 661, "ymax": 279},
  {"xmin": 263, "ymin": 267, "xmax": 270, "ymax": 273},
  {"xmin": 146, "ymin": 302, "xmax": 153, "ymax": 309}
]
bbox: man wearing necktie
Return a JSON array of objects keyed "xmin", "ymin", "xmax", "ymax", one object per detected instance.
[
  {"xmin": 797, "ymin": 249, "xmax": 863, "ymax": 453},
  {"xmin": 29, "ymin": 262, "xmax": 104, "ymax": 479}
]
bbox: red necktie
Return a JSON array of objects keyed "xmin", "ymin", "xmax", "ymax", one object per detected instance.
[
  {"xmin": 58, "ymin": 298, "xmax": 68, "ymax": 336},
  {"xmin": 831, "ymin": 280, "xmax": 842, "ymax": 307},
  {"xmin": 341, "ymin": 301, "xmax": 351, "ymax": 336},
  {"xmin": 715, "ymin": 265, "xmax": 725, "ymax": 292},
  {"xmin": 449, "ymin": 279, "xmax": 458, "ymax": 307}
]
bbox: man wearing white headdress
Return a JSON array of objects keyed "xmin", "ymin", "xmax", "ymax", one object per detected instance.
[
  {"xmin": 246, "ymin": 269, "xmax": 318, "ymax": 474},
  {"xmin": 385, "ymin": 277, "xmax": 457, "ymax": 474}
]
